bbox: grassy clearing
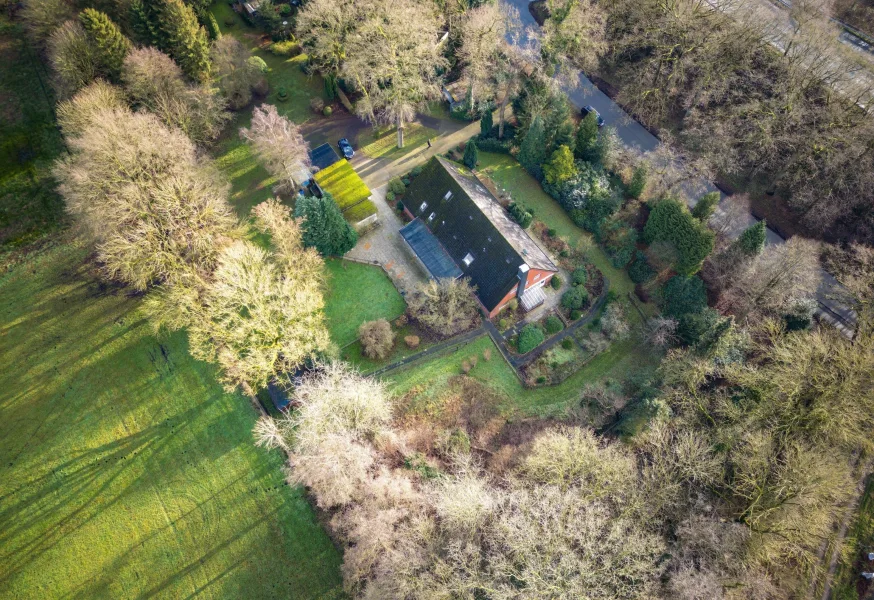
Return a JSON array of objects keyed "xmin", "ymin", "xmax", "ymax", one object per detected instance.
[
  {"xmin": 341, "ymin": 323, "xmax": 438, "ymax": 374},
  {"xmin": 0, "ymin": 16, "xmax": 65, "ymax": 261},
  {"xmin": 385, "ymin": 332, "xmax": 661, "ymax": 417},
  {"xmin": 477, "ymin": 152, "xmax": 637, "ymax": 297},
  {"xmin": 0, "ymin": 243, "xmax": 343, "ymax": 599},
  {"xmin": 359, "ymin": 122, "xmax": 438, "ymax": 160},
  {"xmin": 324, "ymin": 258, "xmax": 406, "ymax": 347}
]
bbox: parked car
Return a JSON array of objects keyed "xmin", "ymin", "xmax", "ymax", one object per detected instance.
[
  {"xmin": 581, "ymin": 105, "xmax": 605, "ymax": 127},
  {"xmin": 338, "ymin": 138, "xmax": 354, "ymax": 159}
]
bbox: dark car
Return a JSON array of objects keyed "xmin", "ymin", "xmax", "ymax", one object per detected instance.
[
  {"xmin": 338, "ymin": 138, "xmax": 354, "ymax": 159},
  {"xmin": 581, "ymin": 105, "xmax": 605, "ymax": 128}
]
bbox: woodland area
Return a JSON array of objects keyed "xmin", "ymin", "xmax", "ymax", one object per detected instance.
[{"xmin": 2, "ymin": 0, "xmax": 874, "ymax": 597}]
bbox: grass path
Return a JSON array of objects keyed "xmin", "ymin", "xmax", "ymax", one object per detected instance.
[{"xmin": 0, "ymin": 244, "xmax": 343, "ymax": 599}]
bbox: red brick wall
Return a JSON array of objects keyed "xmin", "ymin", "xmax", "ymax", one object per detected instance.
[{"xmin": 487, "ymin": 268, "xmax": 555, "ymax": 318}]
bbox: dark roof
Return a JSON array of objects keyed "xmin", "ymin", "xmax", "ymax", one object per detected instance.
[
  {"xmin": 402, "ymin": 157, "xmax": 557, "ymax": 311},
  {"xmin": 400, "ymin": 218, "xmax": 463, "ymax": 279},
  {"xmin": 310, "ymin": 143, "xmax": 341, "ymax": 171}
]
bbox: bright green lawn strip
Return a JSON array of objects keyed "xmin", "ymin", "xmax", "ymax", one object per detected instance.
[
  {"xmin": 314, "ymin": 161, "xmax": 371, "ymax": 210},
  {"xmin": 359, "ymin": 122, "xmax": 438, "ymax": 160},
  {"xmin": 0, "ymin": 244, "xmax": 343, "ymax": 599},
  {"xmin": 385, "ymin": 333, "xmax": 661, "ymax": 417},
  {"xmin": 323, "ymin": 258, "xmax": 406, "ymax": 347},
  {"xmin": 478, "ymin": 152, "xmax": 637, "ymax": 297},
  {"xmin": 343, "ymin": 200, "xmax": 377, "ymax": 222}
]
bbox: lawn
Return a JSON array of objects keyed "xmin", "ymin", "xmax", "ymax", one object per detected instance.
[
  {"xmin": 385, "ymin": 332, "xmax": 661, "ymax": 417},
  {"xmin": 358, "ymin": 122, "xmax": 438, "ymax": 160},
  {"xmin": 832, "ymin": 474, "xmax": 874, "ymax": 599},
  {"xmin": 313, "ymin": 160, "xmax": 377, "ymax": 223},
  {"xmin": 0, "ymin": 243, "xmax": 343, "ymax": 599},
  {"xmin": 477, "ymin": 152, "xmax": 638, "ymax": 297},
  {"xmin": 341, "ymin": 322, "xmax": 438, "ymax": 374},
  {"xmin": 323, "ymin": 258, "xmax": 407, "ymax": 347}
]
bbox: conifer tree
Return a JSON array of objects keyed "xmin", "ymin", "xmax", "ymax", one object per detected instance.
[
  {"xmin": 691, "ymin": 191, "xmax": 720, "ymax": 222},
  {"xmin": 628, "ymin": 165, "xmax": 647, "ymax": 199},
  {"xmin": 463, "ymin": 139, "xmax": 478, "ymax": 170},
  {"xmin": 518, "ymin": 115, "xmax": 547, "ymax": 180},
  {"xmin": 543, "ymin": 144, "xmax": 577, "ymax": 184},
  {"xmin": 736, "ymin": 220, "xmax": 767, "ymax": 256},
  {"xmin": 575, "ymin": 111, "xmax": 599, "ymax": 161},
  {"xmin": 129, "ymin": 0, "xmax": 162, "ymax": 48},
  {"xmin": 79, "ymin": 9, "xmax": 132, "ymax": 82},
  {"xmin": 293, "ymin": 193, "xmax": 358, "ymax": 256},
  {"xmin": 480, "ymin": 108, "xmax": 493, "ymax": 137},
  {"xmin": 160, "ymin": 0, "xmax": 211, "ymax": 82}
]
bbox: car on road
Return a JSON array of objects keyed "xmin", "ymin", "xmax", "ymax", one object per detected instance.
[
  {"xmin": 581, "ymin": 105, "xmax": 605, "ymax": 127},
  {"xmin": 338, "ymin": 138, "xmax": 354, "ymax": 159}
]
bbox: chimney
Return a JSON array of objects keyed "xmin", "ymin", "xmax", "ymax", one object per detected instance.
[{"xmin": 517, "ymin": 264, "xmax": 530, "ymax": 298}]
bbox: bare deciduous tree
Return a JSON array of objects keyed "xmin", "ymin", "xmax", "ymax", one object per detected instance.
[
  {"xmin": 240, "ymin": 104, "xmax": 311, "ymax": 190},
  {"xmin": 406, "ymin": 278, "xmax": 480, "ymax": 338},
  {"xmin": 359, "ymin": 319, "xmax": 394, "ymax": 359},
  {"xmin": 54, "ymin": 108, "xmax": 241, "ymax": 289},
  {"xmin": 342, "ymin": 0, "xmax": 447, "ymax": 148},
  {"xmin": 48, "ymin": 20, "xmax": 99, "ymax": 98},
  {"xmin": 122, "ymin": 47, "xmax": 229, "ymax": 145},
  {"xmin": 56, "ymin": 79, "xmax": 127, "ymax": 137},
  {"xmin": 210, "ymin": 35, "xmax": 265, "ymax": 110}
]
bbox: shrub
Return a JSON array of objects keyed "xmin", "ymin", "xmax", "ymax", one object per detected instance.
[
  {"xmin": 507, "ymin": 298, "xmax": 519, "ymax": 311},
  {"xmin": 223, "ymin": 15, "xmax": 235, "ymax": 26},
  {"xmin": 278, "ymin": 3, "xmax": 291, "ymax": 16},
  {"xmin": 404, "ymin": 335, "xmax": 420, "ymax": 349},
  {"xmin": 309, "ymin": 97, "xmax": 324, "ymax": 113},
  {"xmin": 410, "ymin": 165, "xmax": 423, "ymax": 177},
  {"xmin": 407, "ymin": 279, "xmax": 479, "ymax": 337},
  {"xmin": 277, "ymin": 86, "xmax": 288, "ymax": 100},
  {"xmin": 663, "ymin": 275, "xmax": 707, "ymax": 319},
  {"xmin": 598, "ymin": 219, "xmax": 638, "ymax": 268},
  {"xmin": 498, "ymin": 318, "xmax": 508, "ymax": 330},
  {"xmin": 475, "ymin": 136, "xmax": 512, "ymax": 153},
  {"xmin": 562, "ymin": 287, "xmax": 588, "ymax": 310},
  {"xmin": 691, "ymin": 191, "xmax": 720, "ymax": 221},
  {"xmin": 545, "ymin": 315, "xmax": 564, "ymax": 334},
  {"xmin": 600, "ymin": 304, "xmax": 630, "ymax": 341},
  {"xmin": 268, "ymin": 40, "xmax": 300, "ymax": 56},
  {"xmin": 388, "ymin": 178, "xmax": 406, "ymax": 195},
  {"xmin": 386, "ymin": 190, "xmax": 395, "ymax": 202},
  {"xmin": 536, "ymin": 376, "xmax": 547, "ymax": 384},
  {"xmin": 438, "ymin": 428, "xmax": 471, "ymax": 456},
  {"xmin": 628, "ymin": 251, "xmax": 655, "ymax": 284},
  {"xmin": 570, "ymin": 309, "xmax": 582, "ymax": 320},
  {"xmin": 559, "ymin": 249, "xmax": 570, "ymax": 258},
  {"xmin": 463, "ymin": 138, "xmax": 478, "ymax": 169},
  {"xmin": 247, "ymin": 56, "xmax": 268, "ymax": 73},
  {"xmin": 644, "ymin": 198, "xmax": 714, "ymax": 275},
  {"xmin": 543, "ymin": 145, "xmax": 577, "ymax": 185},
  {"xmin": 561, "ymin": 338, "xmax": 574, "ymax": 350},
  {"xmin": 551, "ymin": 275, "xmax": 562, "ymax": 289},
  {"xmin": 401, "ymin": 177, "xmax": 410, "ymax": 186},
  {"xmin": 395, "ymin": 200, "xmax": 404, "ymax": 212},
  {"xmin": 483, "ymin": 348, "xmax": 492, "ymax": 361},
  {"xmin": 517, "ymin": 324, "xmax": 545, "ymax": 354},
  {"xmin": 508, "ymin": 201, "xmax": 533, "ymax": 229},
  {"xmin": 547, "ymin": 228, "xmax": 557, "ymax": 237},
  {"xmin": 571, "ymin": 268, "xmax": 587, "ymax": 287},
  {"xmin": 359, "ymin": 319, "xmax": 394, "ymax": 359},
  {"xmin": 322, "ymin": 106, "xmax": 332, "ymax": 117}
]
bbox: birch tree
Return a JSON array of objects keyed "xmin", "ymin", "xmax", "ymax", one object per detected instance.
[
  {"xmin": 240, "ymin": 103, "xmax": 311, "ymax": 190},
  {"xmin": 342, "ymin": 0, "xmax": 447, "ymax": 148}
]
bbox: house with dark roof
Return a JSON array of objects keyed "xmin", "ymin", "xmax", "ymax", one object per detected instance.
[{"xmin": 399, "ymin": 157, "xmax": 558, "ymax": 318}]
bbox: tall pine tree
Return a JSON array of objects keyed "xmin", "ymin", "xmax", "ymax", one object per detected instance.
[
  {"xmin": 691, "ymin": 191, "xmax": 720, "ymax": 221},
  {"xmin": 575, "ymin": 111, "xmax": 599, "ymax": 162},
  {"xmin": 79, "ymin": 9, "xmax": 131, "ymax": 82},
  {"xmin": 293, "ymin": 194, "xmax": 358, "ymax": 256},
  {"xmin": 736, "ymin": 220, "xmax": 767, "ymax": 256},
  {"xmin": 518, "ymin": 115, "xmax": 547, "ymax": 181},
  {"xmin": 479, "ymin": 108, "xmax": 493, "ymax": 138},
  {"xmin": 463, "ymin": 139, "xmax": 478, "ymax": 170},
  {"xmin": 130, "ymin": 0, "xmax": 163, "ymax": 48},
  {"xmin": 160, "ymin": 0, "xmax": 211, "ymax": 82}
]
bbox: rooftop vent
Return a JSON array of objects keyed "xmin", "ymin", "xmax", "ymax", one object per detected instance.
[
  {"xmin": 463, "ymin": 253, "xmax": 474, "ymax": 267},
  {"xmin": 443, "ymin": 191, "xmax": 453, "ymax": 201}
]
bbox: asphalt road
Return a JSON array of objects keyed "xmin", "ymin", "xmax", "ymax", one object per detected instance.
[{"xmin": 505, "ymin": 0, "xmax": 857, "ymax": 333}]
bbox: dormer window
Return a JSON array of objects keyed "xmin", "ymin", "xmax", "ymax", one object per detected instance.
[
  {"xmin": 420, "ymin": 201, "xmax": 428, "ymax": 212},
  {"xmin": 428, "ymin": 212, "xmax": 436, "ymax": 222},
  {"xmin": 443, "ymin": 191, "xmax": 453, "ymax": 201},
  {"xmin": 463, "ymin": 253, "xmax": 474, "ymax": 267}
]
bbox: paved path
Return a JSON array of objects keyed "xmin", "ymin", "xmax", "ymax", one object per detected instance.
[
  {"xmin": 372, "ymin": 276, "xmax": 611, "ymax": 377},
  {"xmin": 345, "ymin": 184, "xmax": 429, "ymax": 296}
]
